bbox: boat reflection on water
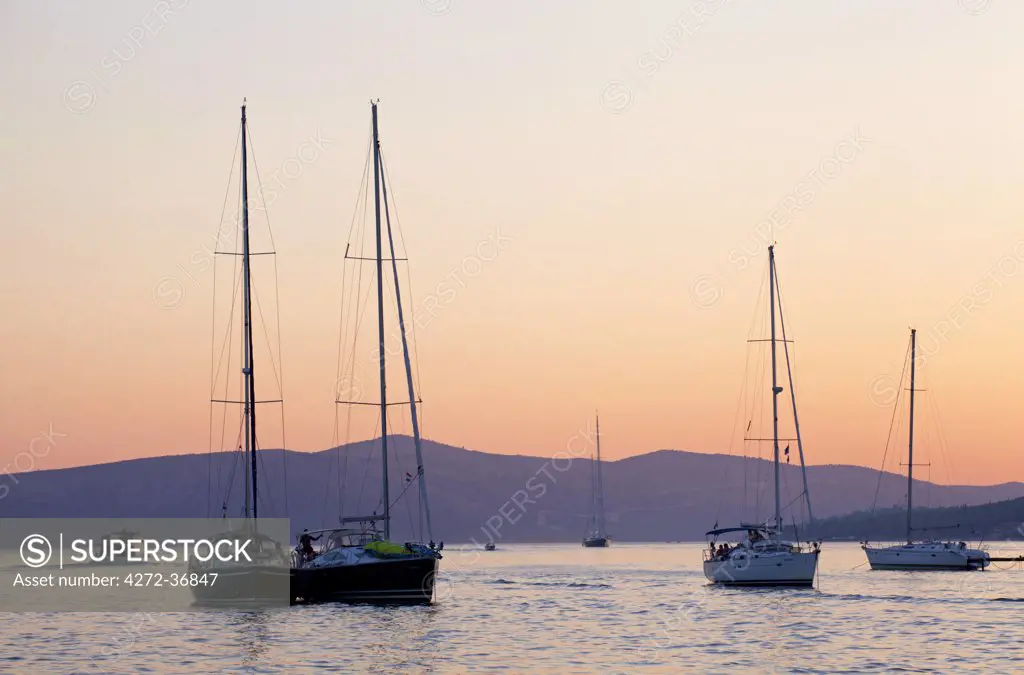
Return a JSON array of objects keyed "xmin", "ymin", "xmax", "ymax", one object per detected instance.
[{"xmin": 231, "ymin": 611, "xmax": 271, "ymax": 671}]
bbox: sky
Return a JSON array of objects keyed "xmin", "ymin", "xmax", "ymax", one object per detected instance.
[{"xmin": 2, "ymin": 0, "xmax": 1023, "ymax": 485}]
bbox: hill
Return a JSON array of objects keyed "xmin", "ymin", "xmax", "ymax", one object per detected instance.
[
  {"xmin": 801, "ymin": 497, "xmax": 1024, "ymax": 541},
  {"xmin": 2, "ymin": 436, "xmax": 1021, "ymax": 542}
]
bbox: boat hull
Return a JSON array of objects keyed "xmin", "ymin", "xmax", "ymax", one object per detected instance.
[
  {"xmin": 291, "ymin": 556, "xmax": 439, "ymax": 605},
  {"xmin": 863, "ymin": 544, "xmax": 988, "ymax": 571},
  {"xmin": 703, "ymin": 550, "xmax": 818, "ymax": 587},
  {"xmin": 582, "ymin": 537, "xmax": 609, "ymax": 548}
]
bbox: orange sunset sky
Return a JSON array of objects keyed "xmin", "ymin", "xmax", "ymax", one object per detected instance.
[{"xmin": 2, "ymin": 1, "xmax": 1024, "ymax": 485}]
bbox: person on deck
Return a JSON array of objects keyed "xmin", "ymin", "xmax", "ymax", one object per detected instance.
[{"xmin": 299, "ymin": 529, "xmax": 322, "ymax": 562}]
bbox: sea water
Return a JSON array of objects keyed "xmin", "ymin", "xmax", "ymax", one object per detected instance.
[{"xmin": 2, "ymin": 543, "xmax": 1022, "ymax": 674}]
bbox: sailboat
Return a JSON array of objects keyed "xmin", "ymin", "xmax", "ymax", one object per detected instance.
[
  {"xmin": 862, "ymin": 329, "xmax": 990, "ymax": 571},
  {"xmin": 290, "ymin": 102, "xmax": 442, "ymax": 604},
  {"xmin": 703, "ymin": 245, "xmax": 820, "ymax": 586},
  {"xmin": 582, "ymin": 414, "xmax": 609, "ymax": 547},
  {"xmin": 190, "ymin": 101, "xmax": 292, "ymax": 607}
]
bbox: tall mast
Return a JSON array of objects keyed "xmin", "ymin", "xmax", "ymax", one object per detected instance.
[
  {"xmin": 240, "ymin": 100, "xmax": 258, "ymax": 520},
  {"xmin": 379, "ymin": 122, "xmax": 433, "ymax": 543},
  {"xmin": 595, "ymin": 413, "xmax": 606, "ymax": 536},
  {"xmin": 769, "ymin": 245, "xmax": 781, "ymax": 534},
  {"xmin": 906, "ymin": 328, "xmax": 916, "ymax": 544},
  {"xmin": 371, "ymin": 102, "xmax": 390, "ymax": 540}
]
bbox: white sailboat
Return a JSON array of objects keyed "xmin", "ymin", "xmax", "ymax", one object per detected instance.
[
  {"xmin": 582, "ymin": 413, "xmax": 609, "ymax": 547},
  {"xmin": 862, "ymin": 329, "xmax": 990, "ymax": 571},
  {"xmin": 703, "ymin": 245, "xmax": 820, "ymax": 586}
]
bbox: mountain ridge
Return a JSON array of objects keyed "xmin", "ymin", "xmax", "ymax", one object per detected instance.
[{"xmin": 3, "ymin": 436, "xmax": 1021, "ymax": 542}]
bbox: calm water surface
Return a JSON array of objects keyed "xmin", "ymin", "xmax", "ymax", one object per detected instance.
[{"xmin": 3, "ymin": 543, "xmax": 1022, "ymax": 674}]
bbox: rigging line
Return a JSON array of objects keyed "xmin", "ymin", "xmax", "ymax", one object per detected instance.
[
  {"xmin": 383, "ymin": 413, "xmax": 417, "ymax": 537},
  {"xmin": 329, "ymin": 134, "xmax": 374, "ymax": 522},
  {"xmin": 337, "ymin": 154, "xmax": 375, "ymax": 517},
  {"xmin": 746, "ymin": 263, "xmax": 770, "ymax": 521},
  {"xmin": 207, "ymin": 128, "xmax": 239, "ymax": 512},
  {"xmin": 345, "ymin": 262, "xmax": 380, "ymax": 390},
  {"xmin": 278, "ymin": 349, "xmax": 289, "ymax": 512},
  {"xmin": 718, "ymin": 248, "xmax": 767, "ymax": 521},
  {"xmin": 321, "ymin": 441, "xmax": 337, "ymax": 523},
  {"xmin": 870, "ymin": 338, "xmax": 911, "ymax": 516},
  {"xmin": 335, "ymin": 277, "xmax": 372, "ymax": 520},
  {"xmin": 208, "ymin": 124, "xmax": 242, "ymax": 516},
  {"xmin": 215, "ymin": 185, "xmax": 246, "ymax": 505},
  {"xmin": 752, "ymin": 355, "xmax": 771, "ymax": 521},
  {"xmin": 773, "ymin": 262, "xmax": 811, "ymax": 524},
  {"xmin": 355, "ymin": 414, "xmax": 383, "ymax": 521},
  {"xmin": 928, "ymin": 390, "xmax": 955, "ymax": 488},
  {"xmin": 255, "ymin": 441, "xmax": 280, "ymax": 517},
  {"xmin": 244, "ymin": 280, "xmax": 285, "ymax": 518},
  {"xmin": 243, "ymin": 125, "xmax": 291, "ymax": 516},
  {"xmin": 744, "ymin": 344, "xmax": 765, "ymax": 521},
  {"xmin": 335, "ymin": 126, "xmax": 373, "ymax": 392},
  {"xmin": 716, "ymin": 312, "xmax": 757, "ymax": 525},
  {"xmin": 741, "ymin": 291, "xmax": 759, "ymax": 519},
  {"xmin": 249, "ymin": 274, "xmax": 283, "ymax": 400},
  {"xmin": 331, "ymin": 256, "xmax": 389, "ymax": 526},
  {"xmin": 249, "ymin": 272, "xmax": 290, "ymax": 517},
  {"xmin": 344, "ymin": 117, "xmax": 375, "ymax": 245},
  {"xmin": 752, "ymin": 342, "xmax": 771, "ymax": 520},
  {"xmin": 210, "ymin": 250, "xmax": 245, "ymax": 393},
  {"xmin": 208, "ymin": 269, "xmax": 215, "ymax": 516},
  {"xmin": 340, "ymin": 264, "xmax": 379, "ymax": 511},
  {"xmin": 243, "ymin": 122, "xmax": 279, "ymax": 253},
  {"xmin": 380, "ymin": 153, "xmax": 425, "ymax": 406},
  {"xmin": 891, "ymin": 391, "xmax": 907, "ymax": 506},
  {"xmin": 320, "ymin": 440, "xmax": 337, "ymax": 525},
  {"xmin": 222, "ymin": 419, "xmax": 246, "ymax": 515}
]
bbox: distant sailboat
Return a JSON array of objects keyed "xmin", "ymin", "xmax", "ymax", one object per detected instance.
[
  {"xmin": 703, "ymin": 245, "xmax": 820, "ymax": 586},
  {"xmin": 583, "ymin": 414, "xmax": 609, "ymax": 548},
  {"xmin": 862, "ymin": 329, "xmax": 990, "ymax": 571}
]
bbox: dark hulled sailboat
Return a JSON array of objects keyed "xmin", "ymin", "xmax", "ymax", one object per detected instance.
[
  {"xmin": 190, "ymin": 101, "xmax": 292, "ymax": 608},
  {"xmin": 289, "ymin": 102, "xmax": 441, "ymax": 605}
]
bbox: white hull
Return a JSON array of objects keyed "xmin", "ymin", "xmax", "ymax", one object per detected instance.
[
  {"xmin": 703, "ymin": 549, "xmax": 819, "ymax": 586},
  {"xmin": 863, "ymin": 543, "xmax": 988, "ymax": 571}
]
